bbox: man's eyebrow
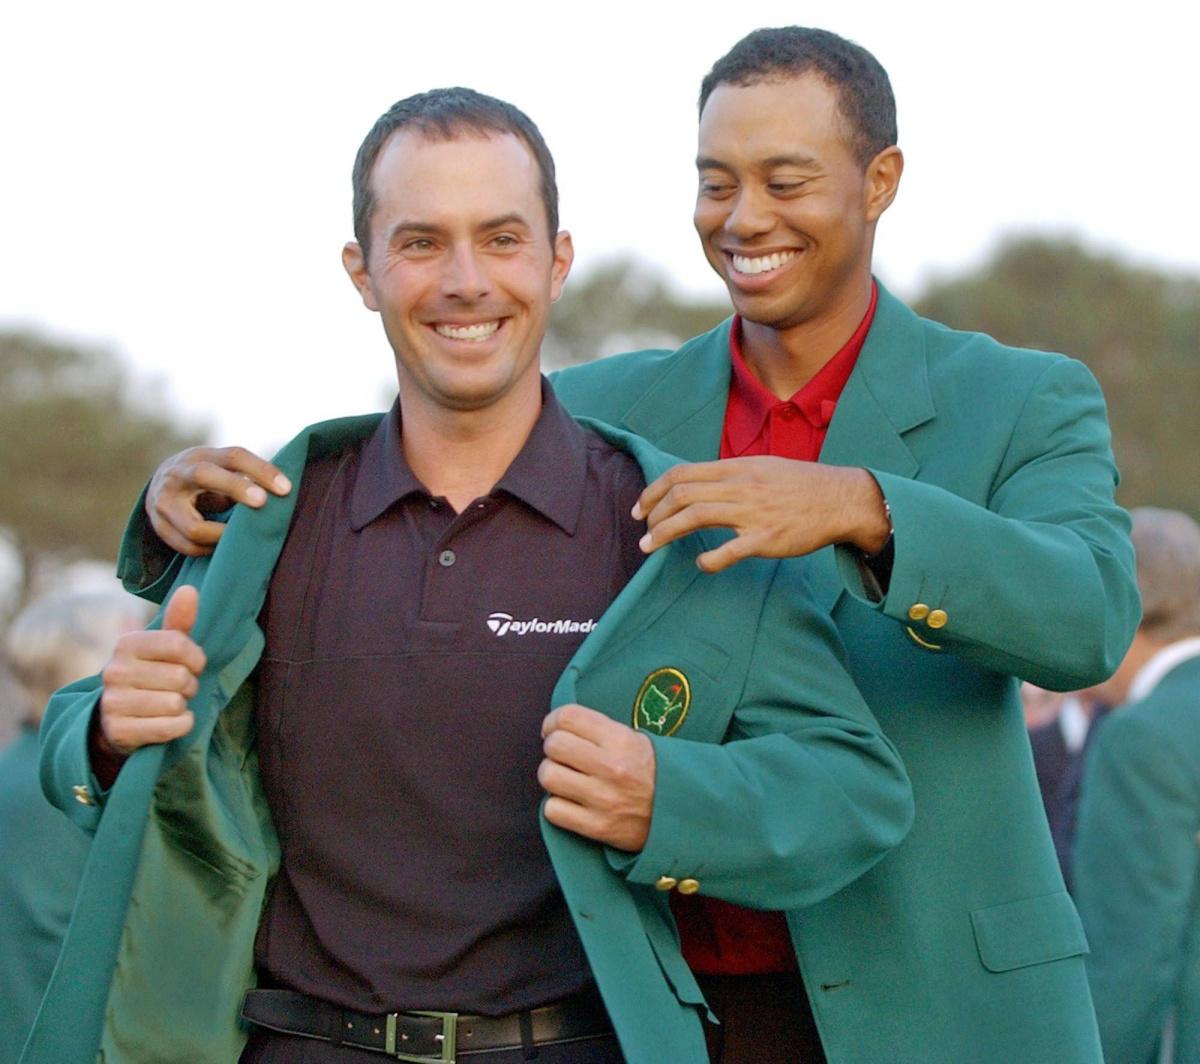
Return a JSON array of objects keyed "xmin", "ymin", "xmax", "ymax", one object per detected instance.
[
  {"xmin": 479, "ymin": 212, "xmax": 530, "ymax": 231},
  {"xmin": 762, "ymin": 153, "xmax": 820, "ymax": 169},
  {"xmin": 695, "ymin": 154, "xmax": 821, "ymax": 171},
  {"xmin": 388, "ymin": 221, "xmax": 443, "ymax": 240}
]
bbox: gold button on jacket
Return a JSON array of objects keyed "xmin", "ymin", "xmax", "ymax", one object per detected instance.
[
  {"xmin": 907, "ymin": 603, "xmax": 930, "ymax": 622},
  {"xmin": 72, "ymin": 785, "xmax": 94, "ymax": 806},
  {"xmin": 677, "ymin": 878, "xmax": 700, "ymax": 895},
  {"xmin": 654, "ymin": 876, "xmax": 677, "ymax": 892},
  {"xmin": 927, "ymin": 609, "xmax": 949, "ymax": 629}
]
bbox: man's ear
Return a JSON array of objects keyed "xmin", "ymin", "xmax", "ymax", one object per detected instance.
[
  {"xmin": 864, "ymin": 146, "xmax": 903, "ymax": 223},
  {"xmin": 549, "ymin": 230, "xmax": 574, "ymax": 304},
  {"xmin": 342, "ymin": 241, "xmax": 379, "ymax": 311}
]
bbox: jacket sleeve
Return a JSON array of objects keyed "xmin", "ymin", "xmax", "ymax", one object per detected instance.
[
  {"xmin": 611, "ymin": 564, "xmax": 914, "ymax": 911},
  {"xmin": 114, "ymin": 485, "xmax": 188, "ymax": 603},
  {"xmin": 1072, "ymin": 705, "xmax": 1197, "ymax": 1064},
  {"xmin": 38, "ymin": 677, "xmax": 109, "ymax": 834},
  {"xmin": 837, "ymin": 357, "xmax": 1139, "ymax": 690}
]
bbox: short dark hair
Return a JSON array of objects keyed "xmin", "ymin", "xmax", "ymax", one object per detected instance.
[
  {"xmin": 351, "ymin": 87, "xmax": 559, "ymax": 255},
  {"xmin": 699, "ymin": 27, "xmax": 897, "ymax": 168}
]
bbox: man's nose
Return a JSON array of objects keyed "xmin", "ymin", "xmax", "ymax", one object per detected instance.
[
  {"xmin": 724, "ymin": 188, "xmax": 774, "ymax": 240},
  {"xmin": 442, "ymin": 244, "xmax": 490, "ymax": 301}
]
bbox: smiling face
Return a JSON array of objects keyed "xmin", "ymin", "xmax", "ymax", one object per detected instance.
[
  {"xmin": 694, "ymin": 74, "xmax": 900, "ymax": 336},
  {"xmin": 343, "ymin": 130, "xmax": 572, "ymax": 419}
]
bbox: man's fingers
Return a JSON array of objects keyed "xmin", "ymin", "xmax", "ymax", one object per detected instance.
[
  {"xmin": 537, "ymin": 757, "xmax": 602, "ymax": 805},
  {"xmin": 541, "ymin": 727, "xmax": 604, "ymax": 775},
  {"xmin": 101, "ymin": 657, "xmax": 201, "ymax": 699},
  {"xmin": 152, "ymin": 516, "xmax": 224, "ymax": 558},
  {"xmin": 172, "ymin": 447, "xmax": 291, "ymax": 509},
  {"xmin": 639, "ymin": 501, "xmax": 738, "ymax": 554},
  {"xmin": 102, "ymin": 710, "xmax": 196, "ymax": 755},
  {"xmin": 101, "ymin": 686, "xmax": 193, "ymax": 721},
  {"xmin": 632, "ymin": 461, "xmax": 728, "ymax": 521},
  {"xmin": 541, "ymin": 703, "xmax": 614, "ymax": 740},
  {"xmin": 695, "ymin": 534, "xmax": 759, "ymax": 573},
  {"xmin": 146, "ymin": 445, "xmax": 290, "ymax": 553},
  {"xmin": 183, "ymin": 453, "xmax": 287, "ymax": 510},
  {"xmin": 206, "ymin": 446, "xmax": 291, "ymax": 497},
  {"xmin": 542, "ymin": 795, "xmax": 606, "ymax": 840}
]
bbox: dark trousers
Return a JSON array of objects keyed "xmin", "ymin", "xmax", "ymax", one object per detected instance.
[
  {"xmin": 240, "ymin": 1029, "xmax": 624, "ymax": 1063},
  {"xmin": 698, "ymin": 972, "xmax": 826, "ymax": 1064}
]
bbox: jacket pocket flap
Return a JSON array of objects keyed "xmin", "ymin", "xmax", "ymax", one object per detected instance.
[{"xmin": 971, "ymin": 891, "xmax": 1089, "ymax": 973}]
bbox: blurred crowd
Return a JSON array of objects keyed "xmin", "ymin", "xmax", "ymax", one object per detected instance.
[
  {"xmin": 1023, "ymin": 507, "xmax": 1200, "ymax": 1063},
  {"xmin": 0, "ymin": 584, "xmax": 152, "ymax": 1063}
]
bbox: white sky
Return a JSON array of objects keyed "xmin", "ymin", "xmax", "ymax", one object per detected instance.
[{"xmin": 3, "ymin": 0, "xmax": 1197, "ymax": 452}]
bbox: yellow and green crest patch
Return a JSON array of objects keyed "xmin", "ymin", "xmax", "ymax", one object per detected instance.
[{"xmin": 632, "ymin": 667, "xmax": 691, "ymax": 736}]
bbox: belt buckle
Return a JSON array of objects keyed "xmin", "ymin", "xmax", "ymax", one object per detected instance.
[{"xmin": 385, "ymin": 1010, "xmax": 458, "ymax": 1063}]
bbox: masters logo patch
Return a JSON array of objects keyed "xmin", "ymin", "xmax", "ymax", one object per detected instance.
[{"xmin": 632, "ymin": 668, "xmax": 691, "ymax": 736}]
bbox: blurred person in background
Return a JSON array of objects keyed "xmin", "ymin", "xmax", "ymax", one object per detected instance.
[
  {"xmin": 0, "ymin": 585, "xmax": 151, "ymax": 1063},
  {"xmin": 1023, "ymin": 682, "xmax": 1110, "ymax": 888},
  {"xmin": 1073, "ymin": 507, "xmax": 1200, "ymax": 1064}
]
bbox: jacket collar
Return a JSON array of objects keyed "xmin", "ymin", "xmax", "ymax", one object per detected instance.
[
  {"xmin": 619, "ymin": 320, "xmax": 735, "ymax": 462},
  {"xmin": 616, "ymin": 281, "xmax": 934, "ymax": 477},
  {"xmin": 819, "ymin": 281, "xmax": 933, "ymax": 476}
]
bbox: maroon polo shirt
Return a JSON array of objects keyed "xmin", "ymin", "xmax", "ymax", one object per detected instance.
[
  {"xmin": 675, "ymin": 284, "xmax": 878, "ymax": 977},
  {"xmin": 253, "ymin": 383, "xmax": 646, "ymax": 1015}
]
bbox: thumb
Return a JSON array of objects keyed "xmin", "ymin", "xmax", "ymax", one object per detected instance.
[{"xmin": 162, "ymin": 584, "xmax": 200, "ymax": 635}]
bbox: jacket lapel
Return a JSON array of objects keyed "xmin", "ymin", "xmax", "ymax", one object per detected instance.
[
  {"xmin": 819, "ymin": 283, "xmax": 932, "ymax": 472},
  {"xmin": 553, "ymin": 420, "xmax": 713, "ymax": 711},
  {"xmin": 619, "ymin": 322, "xmax": 732, "ymax": 461},
  {"xmin": 812, "ymin": 284, "xmax": 936, "ymax": 613}
]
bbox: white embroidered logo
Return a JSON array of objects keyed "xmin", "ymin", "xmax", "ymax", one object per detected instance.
[{"xmin": 486, "ymin": 612, "xmax": 596, "ymax": 637}]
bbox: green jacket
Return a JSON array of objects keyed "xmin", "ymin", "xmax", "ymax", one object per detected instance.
[
  {"xmin": 0, "ymin": 726, "xmax": 90, "ymax": 1064},
  {"xmin": 28, "ymin": 417, "xmax": 911, "ymax": 1064},
  {"xmin": 1074, "ymin": 651, "xmax": 1200, "ymax": 1064},
  {"xmin": 550, "ymin": 283, "xmax": 1140, "ymax": 1063}
]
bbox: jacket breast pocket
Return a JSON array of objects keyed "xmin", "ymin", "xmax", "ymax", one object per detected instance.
[{"xmin": 971, "ymin": 891, "xmax": 1089, "ymax": 972}]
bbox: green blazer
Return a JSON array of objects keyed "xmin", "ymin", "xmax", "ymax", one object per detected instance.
[
  {"xmin": 1073, "ymin": 651, "xmax": 1200, "ymax": 1064},
  {"xmin": 27, "ymin": 417, "xmax": 911, "ymax": 1064},
  {"xmin": 550, "ymin": 283, "xmax": 1140, "ymax": 1063}
]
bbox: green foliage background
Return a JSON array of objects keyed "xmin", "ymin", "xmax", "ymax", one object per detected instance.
[{"xmin": 0, "ymin": 333, "xmax": 204, "ymax": 609}]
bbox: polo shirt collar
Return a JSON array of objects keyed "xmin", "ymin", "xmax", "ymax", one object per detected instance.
[
  {"xmin": 724, "ymin": 281, "xmax": 877, "ymax": 456},
  {"xmin": 350, "ymin": 378, "xmax": 588, "ymax": 535},
  {"xmin": 349, "ymin": 400, "xmax": 428, "ymax": 531},
  {"xmin": 493, "ymin": 379, "xmax": 588, "ymax": 535}
]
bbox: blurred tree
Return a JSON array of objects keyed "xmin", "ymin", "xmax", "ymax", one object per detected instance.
[
  {"xmin": 544, "ymin": 256, "xmax": 728, "ymax": 369},
  {"xmin": 0, "ymin": 332, "xmax": 205, "ymax": 612},
  {"xmin": 914, "ymin": 236, "xmax": 1200, "ymax": 517}
]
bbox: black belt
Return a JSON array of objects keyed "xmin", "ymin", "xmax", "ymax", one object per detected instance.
[{"xmin": 241, "ymin": 987, "xmax": 614, "ymax": 1062}]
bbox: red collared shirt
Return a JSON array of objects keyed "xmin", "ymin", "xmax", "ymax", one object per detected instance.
[{"xmin": 676, "ymin": 283, "xmax": 878, "ymax": 976}]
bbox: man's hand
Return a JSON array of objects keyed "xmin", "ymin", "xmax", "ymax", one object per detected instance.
[
  {"xmin": 98, "ymin": 585, "xmax": 207, "ymax": 757},
  {"xmin": 147, "ymin": 446, "xmax": 291, "ymax": 556},
  {"xmin": 539, "ymin": 704, "xmax": 657, "ymax": 852},
  {"xmin": 632, "ymin": 457, "xmax": 890, "ymax": 573}
]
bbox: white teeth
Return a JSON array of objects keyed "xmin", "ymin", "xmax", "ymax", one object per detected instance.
[
  {"xmin": 434, "ymin": 321, "xmax": 500, "ymax": 341},
  {"xmin": 731, "ymin": 251, "xmax": 797, "ymax": 276}
]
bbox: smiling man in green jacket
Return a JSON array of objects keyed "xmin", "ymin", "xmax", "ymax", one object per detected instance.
[
  {"xmin": 130, "ymin": 27, "xmax": 1141, "ymax": 1064},
  {"xmin": 26, "ymin": 87, "xmax": 912, "ymax": 1064}
]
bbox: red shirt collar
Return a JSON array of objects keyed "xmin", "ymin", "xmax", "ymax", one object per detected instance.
[{"xmin": 725, "ymin": 282, "xmax": 878, "ymax": 457}]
